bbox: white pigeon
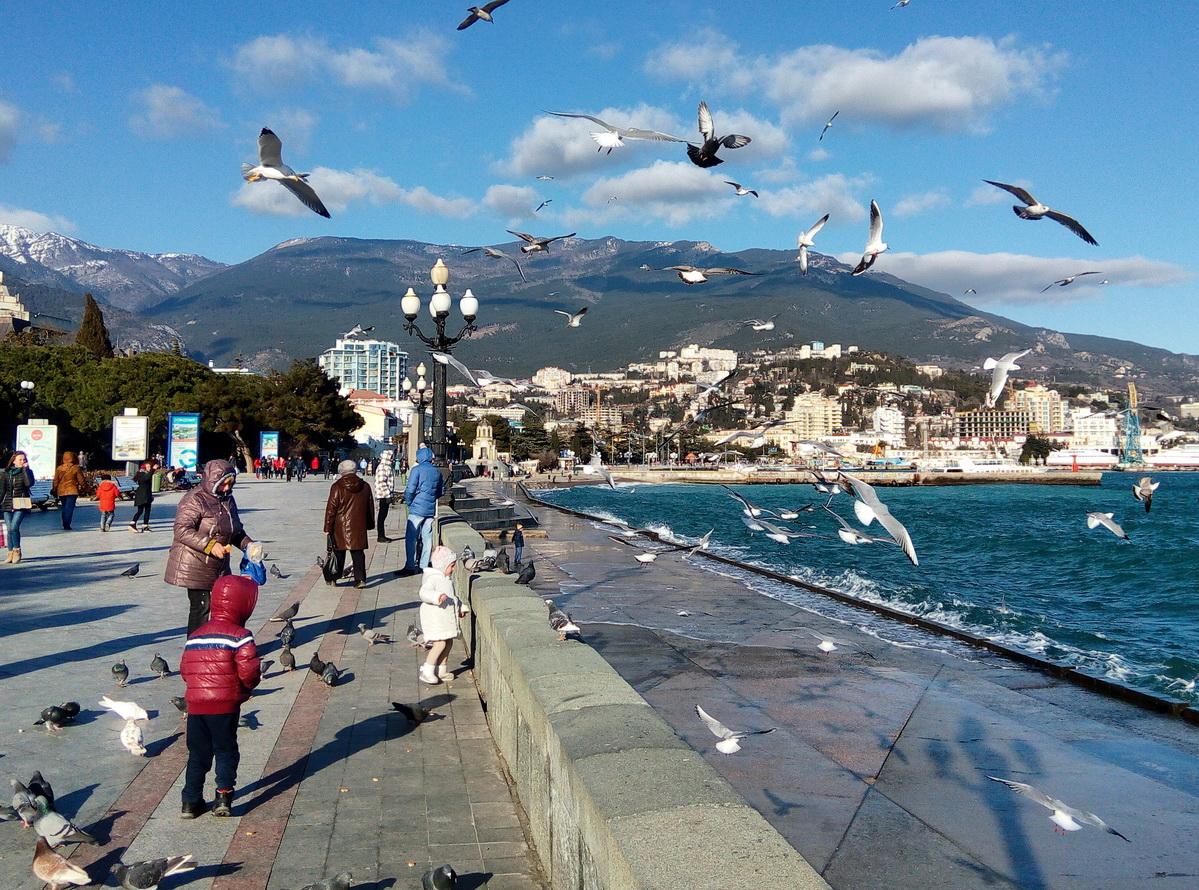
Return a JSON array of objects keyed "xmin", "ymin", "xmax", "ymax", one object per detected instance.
[
  {"xmin": 546, "ymin": 111, "xmax": 684, "ymax": 154},
  {"xmin": 983, "ymin": 349, "xmax": 1031, "ymax": 407},
  {"xmin": 1041, "ymin": 271, "xmax": 1103, "ymax": 293},
  {"xmin": 745, "ymin": 315, "xmax": 777, "ymax": 332},
  {"xmin": 463, "ymin": 245, "xmax": 527, "ymax": 283},
  {"xmin": 663, "ymin": 265, "xmax": 756, "ymax": 285},
  {"xmin": 695, "ymin": 705, "xmax": 776, "ymax": 754},
  {"xmin": 99, "ymin": 695, "xmax": 148, "ymax": 722},
  {"xmin": 457, "ymin": 0, "xmax": 510, "ymax": 30},
  {"xmin": 724, "ymin": 180, "xmax": 758, "ymax": 198},
  {"xmin": 982, "ymin": 180, "xmax": 1098, "ymax": 245},
  {"xmin": 796, "ymin": 213, "xmax": 830, "ymax": 275},
  {"xmin": 840, "ymin": 473, "xmax": 919, "ymax": 565},
  {"xmin": 819, "ymin": 110, "xmax": 839, "ymax": 142},
  {"xmin": 554, "ymin": 307, "xmax": 588, "ymax": 328},
  {"xmin": 1086, "ymin": 512, "xmax": 1129, "ymax": 540},
  {"xmin": 241, "ymin": 128, "xmax": 330, "ymax": 218},
  {"xmin": 987, "ymin": 776, "xmax": 1130, "ymax": 841},
  {"xmin": 1132, "ymin": 476, "xmax": 1159, "ymax": 512},
  {"xmin": 634, "ymin": 552, "xmax": 657, "ymax": 567},
  {"xmin": 851, "ymin": 200, "xmax": 887, "ymax": 276},
  {"xmin": 121, "ymin": 719, "xmax": 146, "ymax": 756},
  {"xmin": 429, "ymin": 351, "xmax": 526, "ymax": 390}
]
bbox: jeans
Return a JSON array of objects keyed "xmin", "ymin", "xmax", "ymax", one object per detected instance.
[
  {"xmin": 3, "ymin": 510, "xmax": 27, "ymax": 549},
  {"xmin": 183, "ymin": 711, "xmax": 240, "ymax": 802},
  {"xmin": 405, "ymin": 514, "xmax": 434, "ymax": 571},
  {"xmin": 187, "ymin": 587, "xmax": 211, "ymax": 635},
  {"xmin": 514, "ymin": 544, "xmax": 523, "ymax": 566},
  {"xmin": 59, "ymin": 494, "xmax": 78, "ymax": 529},
  {"xmin": 333, "ymin": 549, "xmax": 366, "ymax": 583},
  {"xmin": 376, "ymin": 497, "xmax": 391, "ymax": 540},
  {"xmin": 101, "ymin": 510, "xmax": 115, "ymax": 531},
  {"xmin": 131, "ymin": 503, "xmax": 152, "ymax": 527}
]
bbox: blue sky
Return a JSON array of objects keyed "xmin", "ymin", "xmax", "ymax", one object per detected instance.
[{"xmin": 1, "ymin": 1, "xmax": 1195, "ymax": 352}]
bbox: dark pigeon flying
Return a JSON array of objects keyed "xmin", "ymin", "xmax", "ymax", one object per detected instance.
[
  {"xmin": 686, "ymin": 100, "xmax": 751, "ymax": 168},
  {"xmin": 113, "ymin": 854, "xmax": 196, "ymax": 890}
]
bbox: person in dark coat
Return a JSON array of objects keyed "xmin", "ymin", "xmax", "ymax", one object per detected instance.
[
  {"xmin": 323, "ymin": 459, "xmax": 375, "ymax": 588},
  {"xmin": 179, "ymin": 574, "xmax": 261, "ymax": 818},
  {"xmin": 1, "ymin": 450, "xmax": 36, "ymax": 564},
  {"xmin": 165, "ymin": 460, "xmax": 255, "ymax": 634},
  {"xmin": 129, "ymin": 461, "xmax": 155, "ymax": 532}
]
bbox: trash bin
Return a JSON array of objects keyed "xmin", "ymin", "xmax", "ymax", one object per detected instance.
[{"xmin": 151, "ymin": 470, "xmax": 163, "ymax": 493}]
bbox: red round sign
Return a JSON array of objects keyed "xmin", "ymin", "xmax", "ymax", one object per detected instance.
[{"xmin": 31, "ymin": 429, "xmax": 44, "ymax": 441}]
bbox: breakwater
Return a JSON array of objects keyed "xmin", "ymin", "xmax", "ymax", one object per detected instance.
[{"xmin": 604, "ymin": 466, "xmax": 1103, "ymax": 486}]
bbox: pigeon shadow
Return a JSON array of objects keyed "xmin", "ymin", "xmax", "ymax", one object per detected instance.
[
  {"xmin": 171, "ymin": 861, "xmax": 243, "ymax": 885},
  {"xmin": 80, "ymin": 807, "xmax": 124, "ymax": 845},
  {"xmin": 144, "ymin": 731, "xmax": 183, "ymax": 757},
  {"xmin": 53, "ymin": 782, "xmax": 101, "ymax": 818},
  {"xmin": 126, "ymin": 674, "xmax": 173, "ymax": 687},
  {"xmin": 458, "ymin": 872, "xmax": 495, "ymax": 890},
  {"xmin": 240, "ymin": 710, "xmax": 261, "ymax": 730}
]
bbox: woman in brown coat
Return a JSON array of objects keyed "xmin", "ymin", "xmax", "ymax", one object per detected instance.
[
  {"xmin": 165, "ymin": 459, "xmax": 254, "ymax": 633},
  {"xmin": 51, "ymin": 451, "xmax": 87, "ymax": 530},
  {"xmin": 323, "ymin": 459, "xmax": 375, "ymax": 588}
]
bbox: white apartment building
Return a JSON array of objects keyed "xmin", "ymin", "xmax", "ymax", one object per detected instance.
[
  {"xmin": 766, "ymin": 393, "xmax": 843, "ymax": 452},
  {"xmin": 318, "ymin": 338, "xmax": 408, "ymax": 400},
  {"xmin": 915, "ymin": 364, "xmax": 945, "ymax": 379},
  {"xmin": 1068, "ymin": 408, "xmax": 1119, "ymax": 449},
  {"xmin": 1180, "ymin": 402, "xmax": 1199, "ymax": 420},
  {"xmin": 532, "ymin": 366, "xmax": 573, "ymax": 390},
  {"xmin": 1012, "ymin": 384, "xmax": 1066, "ymax": 433},
  {"xmin": 871, "ymin": 405, "xmax": 906, "ymax": 442}
]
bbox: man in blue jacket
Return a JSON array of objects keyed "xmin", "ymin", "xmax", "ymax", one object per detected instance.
[{"xmin": 402, "ymin": 446, "xmax": 445, "ymax": 574}]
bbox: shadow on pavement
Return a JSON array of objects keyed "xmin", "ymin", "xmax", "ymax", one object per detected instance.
[{"xmin": 0, "ymin": 626, "xmax": 188, "ymax": 679}]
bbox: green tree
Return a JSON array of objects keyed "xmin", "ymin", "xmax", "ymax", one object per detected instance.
[
  {"xmin": 74, "ymin": 293, "xmax": 114, "ymax": 359},
  {"xmin": 260, "ymin": 359, "xmax": 361, "ymax": 452},
  {"xmin": 1020, "ymin": 434, "xmax": 1055, "ymax": 465}
]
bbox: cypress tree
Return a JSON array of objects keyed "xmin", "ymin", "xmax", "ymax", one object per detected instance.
[{"xmin": 75, "ymin": 293, "xmax": 114, "ymax": 359}]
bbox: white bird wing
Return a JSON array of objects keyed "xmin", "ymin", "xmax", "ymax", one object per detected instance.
[
  {"xmin": 983, "ymin": 180, "xmax": 1038, "ymax": 206},
  {"xmin": 800, "ymin": 213, "xmax": 830, "ymax": 244},
  {"xmin": 623, "ymin": 127, "xmax": 685, "ymax": 142},
  {"xmin": 697, "ymin": 100, "xmax": 715, "ymax": 140},
  {"xmin": 553, "ymin": 310, "xmax": 571, "ymax": 318},
  {"xmin": 546, "ymin": 111, "xmax": 616, "ymax": 133},
  {"xmin": 430, "ymin": 351, "xmax": 480, "ymax": 387},
  {"xmin": 842, "ymin": 473, "xmax": 918, "ymax": 565},
  {"xmin": 999, "ymin": 349, "xmax": 1031, "ymax": 368},
  {"xmin": 695, "ymin": 704, "xmax": 734, "ymax": 740},
  {"xmin": 867, "ymin": 200, "xmax": 884, "ymax": 246},
  {"xmin": 280, "ymin": 178, "xmax": 331, "ymax": 218},
  {"xmin": 258, "ymin": 129, "xmax": 284, "ymax": 166},
  {"xmin": 988, "ymin": 776, "xmax": 1057, "ymax": 811}
]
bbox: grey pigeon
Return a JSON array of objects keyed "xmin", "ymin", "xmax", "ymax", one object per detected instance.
[
  {"xmin": 25, "ymin": 797, "xmax": 97, "ymax": 846},
  {"xmin": 545, "ymin": 599, "xmax": 581, "ymax": 640},
  {"xmin": 279, "ymin": 646, "xmax": 296, "ymax": 671},
  {"xmin": 515, "ymin": 560, "xmax": 535, "ymax": 585},
  {"xmin": 293, "ymin": 872, "xmax": 353, "ymax": 890},
  {"xmin": 119, "ymin": 563, "xmax": 140, "ymax": 578},
  {"xmin": 309, "ymin": 652, "xmax": 327, "ymax": 675},
  {"xmin": 35, "ymin": 705, "xmax": 72, "ymax": 733},
  {"xmin": 150, "ymin": 653, "xmax": 170, "ymax": 679},
  {"xmin": 498, "ymin": 547, "xmax": 511, "ymax": 574},
  {"xmin": 113, "ymin": 854, "xmax": 196, "ymax": 889},
  {"xmin": 27, "ymin": 772, "xmax": 54, "ymax": 807},
  {"xmin": 112, "ymin": 659, "xmax": 129, "ymax": 687},
  {"xmin": 461, "ymin": 545, "xmax": 475, "ymax": 563},
  {"xmin": 320, "ymin": 662, "xmax": 341, "ymax": 687},
  {"xmin": 406, "ymin": 624, "xmax": 428, "ymax": 648},
  {"xmin": 391, "ymin": 702, "xmax": 428, "ymax": 725},
  {"xmin": 271, "ymin": 601, "xmax": 298, "ymax": 621},
  {"xmin": 169, "ymin": 696, "xmax": 187, "ymax": 714},
  {"xmin": 11, "ymin": 780, "xmax": 37, "ymax": 820},
  {"xmin": 279, "ymin": 620, "xmax": 296, "ymax": 648},
  {"xmin": 423, "ymin": 864, "xmax": 457, "ymax": 890},
  {"xmin": 357, "ymin": 624, "xmax": 392, "ymax": 646},
  {"xmin": 270, "ymin": 562, "xmax": 285, "ymax": 579}
]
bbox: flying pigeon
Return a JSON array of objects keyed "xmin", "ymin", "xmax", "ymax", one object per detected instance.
[
  {"xmin": 819, "ymin": 110, "xmax": 840, "ymax": 141},
  {"xmin": 796, "ymin": 212, "xmax": 829, "ymax": 275},
  {"xmin": 423, "ymin": 864, "xmax": 458, "ymax": 890},
  {"xmin": 545, "ymin": 599, "xmax": 581, "ymax": 640},
  {"xmin": 33, "ymin": 838, "xmax": 91, "ymax": 890},
  {"xmin": 554, "ymin": 306, "xmax": 588, "ymax": 328},
  {"xmin": 724, "ymin": 181, "xmax": 758, "ymax": 197},
  {"xmin": 121, "ymin": 719, "xmax": 146, "ymax": 756},
  {"xmin": 120, "ymin": 564, "xmax": 140, "ymax": 578},
  {"xmin": 506, "ymin": 229, "xmax": 576, "ymax": 254},
  {"xmin": 851, "ymin": 200, "xmax": 887, "ymax": 276},
  {"xmin": 357, "ymin": 623, "xmax": 392, "ymax": 646},
  {"xmin": 662, "ymin": 265, "xmax": 756, "ymax": 285},
  {"xmin": 546, "ymin": 111, "xmax": 684, "ymax": 154},
  {"xmin": 695, "ymin": 704, "xmax": 776, "ymax": 754},
  {"xmin": 113, "ymin": 854, "xmax": 197, "ymax": 890},
  {"xmin": 150, "ymin": 653, "xmax": 170, "ymax": 679},
  {"xmin": 99, "ymin": 695, "xmax": 148, "ymax": 722},
  {"xmin": 111, "ymin": 660, "xmax": 130, "ymax": 687},
  {"xmin": 987, "ymin": 776, "xmax": 1129, "ymax": 840},
  {"xmin": 1086, "ymin": 512, "xmax": 1129, "ymax": 540},
  {"xmin": 463, "ymin": 245, "xmax": 527, "ymax": 282},
  {"xmin": 242, "ymin": 128, "xmax": 330, "ymax": 218},
  {"xmin": 279, "ymin": 646, "xmax": 296, "ymax": 671},
  {"xmin": 1041, "ymin": 271, "xmax": 1103, "ymax": 293},
  {"xmin": 686, "ymin": 100, "xmax": 751, "ymax": 168},
  {"xmin": 1132, "ymin": 476, "xmax": 1159, "ymax": 512},
  {"xmin": 515, "ymin": 561, "xmax": 536, "ymax": 585},
  {"xmin": 271, "ymin": 601, "xmax": 299, "ymax": 622},
  {"xmin": 982, "ymin": 179, "xmax": 1097, "ymax": 245},
  {"xmin": 457, "ymin": 0, "xmax": 510, "ymax": 30},
  {"xmin": 984, "ymin": 349, "xmax": 1031, "ymax": 407}
]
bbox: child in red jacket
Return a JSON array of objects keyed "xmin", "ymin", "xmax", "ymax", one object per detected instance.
[
  {"xmin": 95, "ymin": 473, "xmax": 119, "ymax": 532},
  {"xmin": 179, "ymin": 574, "xmax": 261, "ymax": 818}
]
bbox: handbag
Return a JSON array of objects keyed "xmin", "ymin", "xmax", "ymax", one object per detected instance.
[
  {"xmin": 12, "ymin": 497, "xmax": 32, "ymax": 510},
  {"xmin": 320, "ymin": 534, "xmax": 339, "ymax": 584}
]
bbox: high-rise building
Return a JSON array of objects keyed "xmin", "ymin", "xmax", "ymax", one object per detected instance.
[
  {"xmin": 766, "ymin": 393, "xmax": 843, "ymax": 452},
  {"xmin": 956, "ymin": 409, "xmax": 1031, "ymax": 439},
  {"xmin": 532, "ymin": 366, "xmax": 573, "ymax": 390},
  {"xmin": 871, "ymin": 405, "xmax": 906, "ymax": 441},
  {"xmin": 553, "ymin": 385, "xmax": 592, "ymax": 416},
  {"xmin": 1012, "ymin": 384, "xmax": 1066, "ymax": 433},
  {"xmin": 318, "ymin": 338, "xmax": 408, "ymax": 400}
]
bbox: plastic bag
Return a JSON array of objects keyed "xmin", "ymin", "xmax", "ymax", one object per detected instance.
[{"xmin": 239, "ymin": 554, "xmax": 267, "ymax": 585}]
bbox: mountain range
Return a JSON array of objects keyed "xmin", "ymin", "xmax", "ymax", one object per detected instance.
[{"xmin": 3, "ymin": 227, "xmax": 1197, "ymax": 395}]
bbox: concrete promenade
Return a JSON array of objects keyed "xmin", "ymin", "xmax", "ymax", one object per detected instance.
[
  {"xmin": 477, "ymin": 479, "xmax": 1199, "ymax": 890},
  {"xmin": 0, "ymin": 479, "xmax": 543, "ymax": 889}
]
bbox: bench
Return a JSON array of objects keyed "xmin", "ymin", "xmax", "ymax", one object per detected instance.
[
  {"xmin": 29, "ymin": 480, "xmax": 58, "ymax": 511},
  {"xmin": 114, "ymin": 476, "xmax": 138, "ymax": 500}
]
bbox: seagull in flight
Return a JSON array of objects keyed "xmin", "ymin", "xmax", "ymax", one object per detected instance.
[
  {"xmin": 715, "ymin": 419, "xmax": 785, "ymax": 449},
  {"xmin": 534, "ymin": 199, "xmax": 552, "ymax": 213},
  {"xmin": 1086, "ymin": 511, "xmax": 1130, "ymax": 540},
  {"xmin": 744, "ymin": 315, "xmax": 777, "ymax": 332},
  {"xmin": 607, "ymin": 195, "xmax": 619, "ymax": 204},
  {"xmin": 695, "ymin": 705, "xmax": 775, "ymax": 754},
  {"xmin": 963, "ymin": 287, "xmax": 978, "ymax": 295},
  {"xmin": 686, "ymin": 101, "xmax": 751, "ymax": 168},
  {"xmin": 241, "ymin": 128, "xmax": 330, "ymax": 218},
  {"xmin": 342, "ymin": 323, "xmax": 375, "ymax": 338},
  {"xmin": 824, "ymin": 505, "xmax": 893, "ymax": 546},
  {"xmin": 891, "ymin": 0, "xmax": 912, "ymax": 8},
  {"xmin": 457, "ymin": 0, "xmax": 510, "ymax": 30},
  {"xmin": 1132, "ymin": 476, "xmax": 1159, "ymax": 513},
  {"xmin": 796, "ymin": 213, "xmax": 829, "ymax": 275},
  {"xmin": 819, "ymin": 110, "xmax": 839, "ymax": 142},
  {"xmin": 984, "ymin": 349, "xmax": 1030, "ymax": 407},
  {"xmin": 685, "ymin": 530, "xmax": 713, "ymax": 558},
  {"xmin": 535, "ymin": 174, "xmax": 554, "ymax": 181},
  {"xmin": 987, "ymin": 776, "xmax": 1130, "ymax": 841},
  {"xmin": 983, "ymin": 180, "xmax": 1098, "ymax": 245},
  {"xmin": 506, "ymin": 229, "xmax": 576, "ymax": 254},
  {"xmin": 463, "ymin": 245, "xmax": 526, "ymax": 282},
  {"xmin": 554, "ymin": 306, "xmax": 588, "ymax": 328},
  {"xmin": 546, "ymin": 111, "xmax": 684, "ymax": 154},
  {"xmin": 663, "ymin": 265, "xmax": 756, "ymax": 285},
  {"xmin": 1041, "ymin": 271, "xmax": 1103, "ymax": 293},
  {"xmin": 724, "ymin": 181, "xmax": 758, "ymax": 198},
  {"xmin": 840, "ymin": 472, "xmax": 919, "ymax": 565},
  {"xmin": 851, "ymin": 200, "xmax": 887, "ymax": 276},
  {"xmin": 429, "ymin": 351, "xmax": 526, "ymax": 390}
]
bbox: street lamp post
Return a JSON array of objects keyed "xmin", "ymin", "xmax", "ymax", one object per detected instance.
[
  {"xmin": 400, "ymin": 259, "xmax": 479, "ymax": 465},
  {"xmin": 19, "ymin": 380, "xmax": 35, "ymax": 422},
  {"xmin": 402, "ymin": 363, "xmax": 429, "ymax": 470}
]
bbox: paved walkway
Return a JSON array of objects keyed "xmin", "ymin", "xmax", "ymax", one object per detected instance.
[
  {"xmin": 480, "ymin": 479, "xmax": 1199, "ymax": 890},
  {"xmin": 0, "ymin": 479, "xmax": 543, "ymax": 890}
]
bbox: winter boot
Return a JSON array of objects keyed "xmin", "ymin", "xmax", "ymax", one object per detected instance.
[{"xmin": 212, "ymin": 789, "xmax": 233, "ymax": 817}]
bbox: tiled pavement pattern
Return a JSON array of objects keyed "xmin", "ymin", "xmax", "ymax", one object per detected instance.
[{"xmin": 0, "ymin": 480, "xmax": 543, "ymax": 890}]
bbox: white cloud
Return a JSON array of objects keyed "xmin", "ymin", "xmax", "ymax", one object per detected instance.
[
  {"xmin": 0, "ymin": 99, "xmax": 19, "ymax": 162},
  {"xmin": 53, "ymin": 72, "xmax": 77, "ymax": 93},
  {"xmin": 230, "ymin": 32, "xmax": 460, "ymax": 101},
  {"xmin": 0, "ymin": 203, "xmax": 76, "ymax": 232},
  {"xmin": 232, "ymin": 166, "xmax": 472, "ymax": 218},
  {"xmin": 808, "ymin": 146, "xmax": 831, "ymax": 163},
  {"xmin": 647, "ymin": 33, "xmax": 1066, "ymax": 133},
  {"xmin": 266, "ymin": 108, "xmax": 318, "ymax": 152},
  {"xmin": 757, "ymin": 173, "xmax": 871, "ymax": 222},
  {"xmin": 578, "ymin": 160, "xmax": 728, "ymax": 226},
  {"xmin": 966, "ymin": 181, "xmax": 1027, "ymax": 206},
  {"xmin": 483, "ymin": 184, "xmax": 539, "ymax": 221},
  {"xmin": 130, "ymin": 85, "xmax": 225, "ymax": 139},
  {"xmin": 893, "ymin": 189, "xmax": 951, "ymax": 218},
  {"xmin": 830, "ymin": 250, "xmax": 1191, "ymax": 304}
]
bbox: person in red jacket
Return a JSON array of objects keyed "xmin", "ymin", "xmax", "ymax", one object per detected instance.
[
  {"xmin": 95, "ymin": 473, "xmax": 120, "ymax": 532},
  {"xmin": 179, "ymin": 574, "xmax": 261, "ymax": 818}
]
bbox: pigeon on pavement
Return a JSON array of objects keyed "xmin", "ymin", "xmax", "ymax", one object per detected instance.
[
  {"xmin": 113, "ymin": 854, "xmax": 197, "ymax": 889},
  {"xmin": 515, "ymin": 561, "xmax": 536, "ymax": 585},
  {"xmin": 406, "ymin": 624, "xmax": 428, "ymax": 648},
  {"xmin": 27, "ymin": 771, "xmax": 54, "ymax": 807},
  {"xmin": 112, "ymin": 660, "xmax": 129, "ymax": 687},
  {"xmin": 545, "ymin": 599, "xmax": 581, "ymax": 640},
  {"xmin": 34, "ymin": 705, "xmax": 74, "ymax": 733},
  {"xmin": 279, "ymin": 619, "xmax": 296, "ymax": 648},
  {"xmin": 320, "ymin": 662, "xmax": 341, "ymax": 687},
  {"xmin": 309, "ymin": 652, "xmax": 327, "ymax": 675},
  {"xmin": 391, "ymin": 702, "xmax": 429, "ymax": 725},
  {"xmin": 99, "ymin": 696, "xmax": 148, "ymax": 722},
  {"xmin": 293, "ymin": 871, "xmax": 354, "ymax": 890},
  {"xmin": 357, "ymin": 624, "xmax": 392, "ymax": 646},
  {"xmin": 150, "ymin": 654, "xmax": 170, "ymax": 679},
  {"xmin": 270, "ymin": 562, "xmax": 286, "ymax": 579},
  {"xmin": 271, "ymin": 601, "xmax": 299, "ymax": 622},
  {"xmin": 120, "ymin": 563, "xmax": 140, "ymax": 578},
  {"xmin": 423, "ymin": 864, "xmax": 458, "ymax": 890},
  {"xmin": 22, "ymin": 796, "xmax": 97, "ymax": 846},
  {"xmin": 170, "ymin": 696, "xmax": 187, "ymax": 714},
  {"xmin": 33, "ymin": 837, "xmax": 90, "ymax": 889}
]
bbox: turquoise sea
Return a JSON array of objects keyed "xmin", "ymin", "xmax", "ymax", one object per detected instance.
[{"xmin": 539, "ymin": 473, "xmax": 1199, "ymax": 701}]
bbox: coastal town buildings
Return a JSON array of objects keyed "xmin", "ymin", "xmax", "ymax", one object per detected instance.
[
  {"xmin": 532, "ymin": 366, "xmax": 573, "ymax": 390},
  {"xmin": 0, "ymin": 271, "xmax": 31, "ymax": 335},
  {"xmin": 956, "ymin": 408, "xmax": 1032, "ymax": 440},
  {"xmin": 318, "ymin": 337, "xmax": 408, "ymax": 401},
  {"xmin": 1012, "ymin": 383, "xmax": 1067, "ymax": 433}
]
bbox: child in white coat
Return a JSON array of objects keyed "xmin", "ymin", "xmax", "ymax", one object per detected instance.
[{"xmin": 418, "ymin": 545, "xmax": 468, "ymax": 684}]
